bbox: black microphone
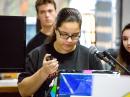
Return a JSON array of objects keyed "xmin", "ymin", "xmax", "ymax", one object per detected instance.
[
  {"xmin": 89, "ymin": 46, "xmax": 115, "ymax": 68},
  {"xmin": 103, "ymin": 51, "xmax": 130, "ymax": 75}
]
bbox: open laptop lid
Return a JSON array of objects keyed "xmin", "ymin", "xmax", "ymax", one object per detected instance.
[
  {"xmin": 50, "ymin": 70, "xmax": 120, "ymax": 97},
  {"xmin": 57, "ymin": 73, "xmax": 93, "ymax": 97}
]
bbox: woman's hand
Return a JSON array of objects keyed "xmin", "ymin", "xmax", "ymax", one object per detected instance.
[{"xmin": 42, "ymin": 54, "xmax": 59, "ymax": 76}]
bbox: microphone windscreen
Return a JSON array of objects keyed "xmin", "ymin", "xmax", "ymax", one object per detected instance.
[{"xmin": 89, "ymin": 46, "xmax": 97, "ymax": 54}]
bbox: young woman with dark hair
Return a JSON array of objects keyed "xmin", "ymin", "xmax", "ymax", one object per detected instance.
[
  {"xmin": 18, "ymin": 8, "xmax": 103, "ymax": 97},
  {"xmin": 116, "ymin": 23, "xmax": 130, "ymax": 75}
]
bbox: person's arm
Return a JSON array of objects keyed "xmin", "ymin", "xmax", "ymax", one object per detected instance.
[{"xmin": 18, "ymin": 54, "xmax": 59, "ymax": 97}]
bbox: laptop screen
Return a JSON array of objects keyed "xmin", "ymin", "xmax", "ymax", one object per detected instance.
[{"xmin": 58, "ymin": 73, "xmax": 93, "ymax": 97}]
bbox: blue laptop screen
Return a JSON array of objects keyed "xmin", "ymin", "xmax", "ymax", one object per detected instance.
[{"xmin": 58, "ymin": 73, "xmax": 93, "ymax": 96}]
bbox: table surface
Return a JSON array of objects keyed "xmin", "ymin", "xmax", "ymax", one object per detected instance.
[{"xmin": 0, "ymin": 79, "xmax": 18, "ymax": 93}]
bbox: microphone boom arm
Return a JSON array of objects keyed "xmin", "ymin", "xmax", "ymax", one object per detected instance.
[{"xmin": 103, "ymin": 51, "xmax": 130, "ymax": 75}]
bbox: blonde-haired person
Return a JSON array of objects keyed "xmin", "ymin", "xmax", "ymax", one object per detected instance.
[{"xmin": 116, "ymin": 23, "xmax": 130, "ymax": 75}]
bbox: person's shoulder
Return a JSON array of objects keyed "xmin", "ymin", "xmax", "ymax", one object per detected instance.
[
  {"xmin": 78, "ymin": 44, "xmax": 89, "ymax": 51},
  {"xmin": 28, "ymin": 44, "xmax": 46, "ymax": 56},
  {"xmin": 26, "ymin": 33, "xmax": 41, "ymax": 47},
  {"xmin": 77, "ymin": 44, "xmax": 89, "ymax": 54},
  {"xmin": 28, "ymin": 32, "xmax": 47, "ymax": 43},
  {"xmin": 36, "ymin": 32, "xmax": 47, "ymax": 38},
  {"xmin": 26, "ymin": 32, "xmax": 48, "ymax": 53}
]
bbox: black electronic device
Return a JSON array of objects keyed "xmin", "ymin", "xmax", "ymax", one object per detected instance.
[
  {"xmin": 46, "ymin": 55, "xmax": 53, "ymax": 61},
  {"xmin": 0, "ymin": 16, "xmax": 26, "ymax": 72}
]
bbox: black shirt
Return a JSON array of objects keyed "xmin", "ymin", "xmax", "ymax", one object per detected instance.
[
  {"xmin": 26, "ymin": 32, "xmax": 48, "ymax": 54},
  {"xmin": 18, "ymin": 42, "xmax": 103, "ymax": 97}
]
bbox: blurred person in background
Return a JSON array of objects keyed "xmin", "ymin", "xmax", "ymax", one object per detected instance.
[
  {"xmin": 115, "ymin": 23, "xmax": 130, "ymax": 75},
  {"xmin": 26, "ymin": 0, "xmax": 57, "ymax": 54}
]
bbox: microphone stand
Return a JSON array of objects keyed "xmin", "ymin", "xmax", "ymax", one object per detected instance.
[{"xmin": 103, "ymin": 51, "xmax": 130, "ymax": 75}]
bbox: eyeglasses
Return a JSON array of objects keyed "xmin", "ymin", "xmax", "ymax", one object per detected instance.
[{"xmin": 57, "ymin": 29, "xmax": 80, "ymax": 40}]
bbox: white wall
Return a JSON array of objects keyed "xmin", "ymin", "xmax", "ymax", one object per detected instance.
[{"xmin": 122, "ymin": 0, "xmax": 130, "ymax": 28}]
